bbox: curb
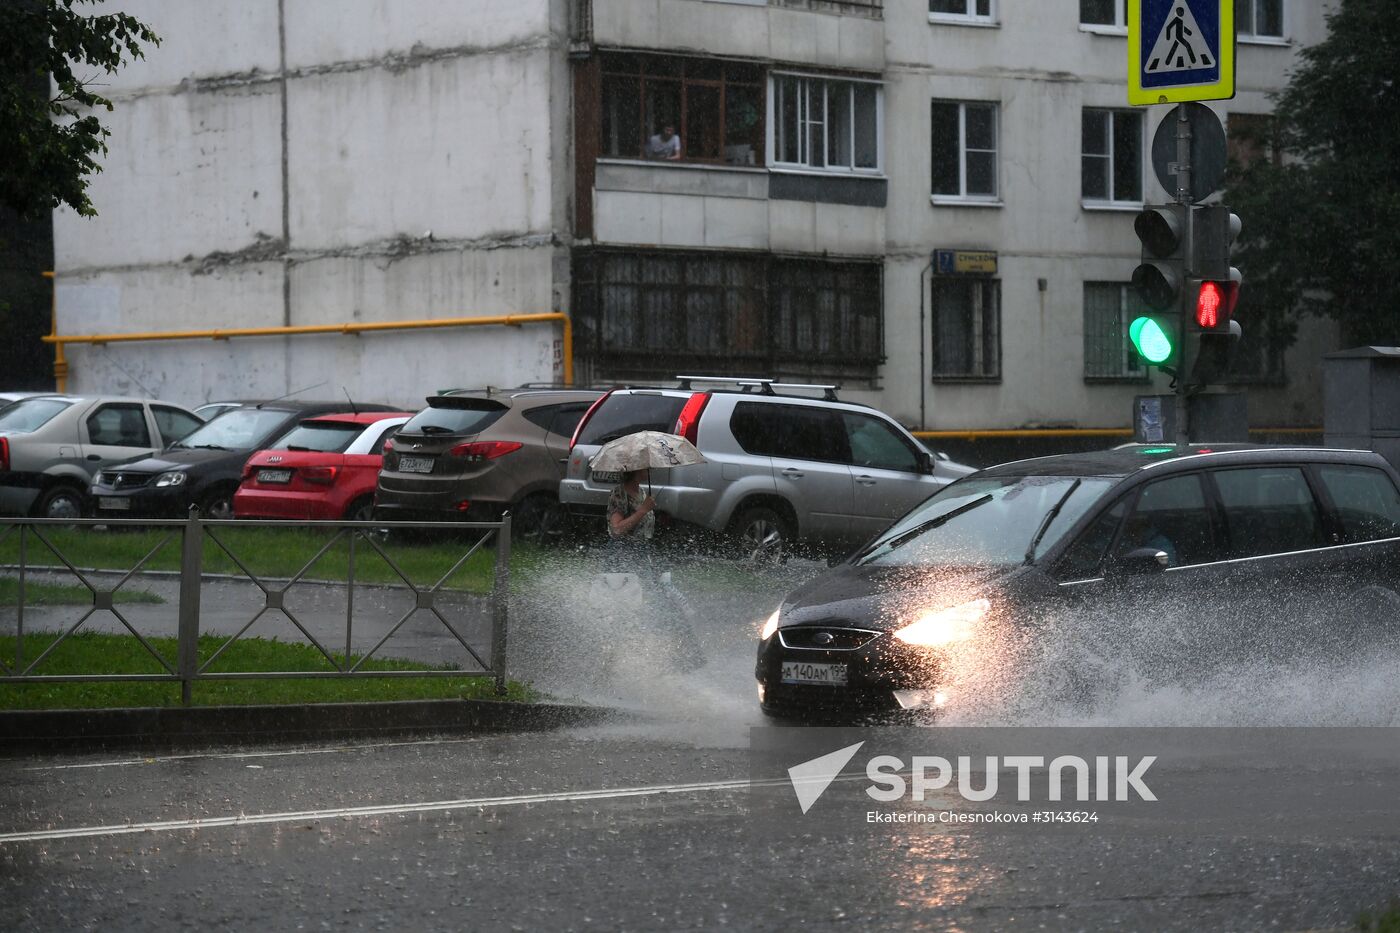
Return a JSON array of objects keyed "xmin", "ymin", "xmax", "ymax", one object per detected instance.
[{"xmin": 0, "ymin": 698, "xmax": 616, "ymax": 753}]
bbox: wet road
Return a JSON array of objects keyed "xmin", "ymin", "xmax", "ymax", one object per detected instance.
[{"xmin": 3, "ymin": 554, "xmax": 1400, "ymax": 929}]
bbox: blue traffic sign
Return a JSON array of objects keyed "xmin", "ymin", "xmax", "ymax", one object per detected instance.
[{"xmin": 1128, "ymin": 0, "xmax": 1236, "ymax": 105}]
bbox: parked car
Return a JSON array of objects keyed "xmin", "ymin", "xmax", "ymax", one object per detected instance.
[
  {"xmin": 233, "ymin": 413, "xmax": 411, "ymax": 521},
  {"xmin": 559, "ymin": 378, "xmax": 975, "ymax": 557},
  {"xmin": 0, "ymin": 391, "xmax": 51, "ymax": 410},
  {"xmin": 755, "ymin": 445, "xmax": 1400, "ymax": 719},
  {"xmin": 192, "ymin": 400, "xmax": 258, "ymax": 422},
  {"xmin": 89, "ymin": 401, "xmax": 398, "ymax": 520},
  {"xmin": 0, "ymin": 395, "xmax": 204, "ymax": 518},
  {"xmin": 375, "ymin": 387, "xmax": 604, "ymax": 537}
]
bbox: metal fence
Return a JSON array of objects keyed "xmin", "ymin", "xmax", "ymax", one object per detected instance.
[{"xmin": 0, "ymin": 512, "xmax": 511, "ymax": 704}]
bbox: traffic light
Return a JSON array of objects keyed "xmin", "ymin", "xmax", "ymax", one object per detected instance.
[
  {"xmin": 1129, "ymin": 204, "xmax": 1188, "ymax": 372},
  {"xmin": 1186, "ymin": 209, "xmax": 1244, "ymax": 385},
  {"xmin": 1131, "ymin": 204, "xmax": 1187, "ymax": 312}
]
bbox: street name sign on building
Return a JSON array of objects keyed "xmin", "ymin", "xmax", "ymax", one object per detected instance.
[
  {"xmin": 934, "ymin": 250, "xmax": 997, "ymax": 276},
  {"xmin": 1128, "ymin": 0, "xmax": 1235, "ymax": 105}
]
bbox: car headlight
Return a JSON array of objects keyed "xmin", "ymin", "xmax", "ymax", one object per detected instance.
[
  {"xmin": 154, "ymin": 471, "xmax": 188, "ymax": 487},
  {"xmin": 892, "ymin": 598, "xmax": 990, "ymax": 647},
  {"xmin": 759, "ymin": 608, "xmax": 781, "ymax": 641}
]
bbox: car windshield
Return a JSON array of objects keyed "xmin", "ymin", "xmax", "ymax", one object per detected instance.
[
  {"xmin": 855, "ymin": 474, "xmax": 1116, "ymax": 568},
  {"xmin": 169, "ymin": 408, "xmax": 292, "ymax": 452},
  {"xmin": 577, "ymin": 394, "xmax": 687, "ymax": 446},
  {"xmin": 402, "ymin": 399, "xmax": 507, "ymax": 436},
  {"xmin": 0, "ymin": 398, "xmax": 73, "ymax": 434},
  {"xmin": 267, "ymin": 420, "xmax": 364, "ymax": 453}
]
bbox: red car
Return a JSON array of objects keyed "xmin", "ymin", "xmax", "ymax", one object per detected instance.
[{"xmin": 233, "ymin": 412, "xmax": 412, "ymax": 521}]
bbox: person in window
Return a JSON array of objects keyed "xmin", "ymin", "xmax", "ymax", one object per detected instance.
[
  {"xmin": 604, "ymin": 468, "xmax": 703, "ymax": 669},
  {"xmin": 647, "ymin": 124, "xmax": 682, "ymax": 161}
]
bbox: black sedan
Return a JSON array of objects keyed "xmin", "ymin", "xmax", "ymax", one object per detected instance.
[
  {"xmin": 90, "ymin": 401, "xmax": 397, "ymax": 519},
  {"xmin": 756, "ymin": 446, "xmax": 1400, "ymax": 719}
]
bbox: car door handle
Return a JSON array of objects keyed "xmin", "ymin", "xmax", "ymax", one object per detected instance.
[
  {"xmin": 781, "ymin": 468, "xmax": 804, "ymax": 478},
  {"xmin": 856, "ymin": 475, "xmax": 877, "ymax": 486},
  {"xmin": 86, "ymin": 454, "xmax": 102, "ymax": 461}
]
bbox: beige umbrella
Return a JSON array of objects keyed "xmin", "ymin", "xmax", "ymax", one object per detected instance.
[{"xmin": 589, "ymin": 431, "xmax": 707, "ymax": 475}]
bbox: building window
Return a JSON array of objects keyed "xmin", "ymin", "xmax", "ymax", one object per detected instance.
[
  {"xmin": 1236, "ymin": 0, "xmax": 1284, "ymax": 39},
  {"xmin": 931, "ymin": 278, "xmax": 1000, "ymax": 380},
  {"xmin": 771, "ymin": 74, "xmax": 882, "ymax": 174},
  {"xmin": 931, "ymin": 101, "xmax": 998, "ymax": 201},
  {"xmin": 1083, "ymin": 282, "xmax": 1147, "ymax": 381},
  {"xmin": 572, "ymin": 250, "xmax": 883, "ymax": 382},
  {"xmin": 1227, "ymin": 112, "xmax": 1281, "ymax": 168},
  {"xmin": 599, "ymin": 53, "xmax": 765, "ymax": 166},
  {"xmin": 1082, "ymin": 108, "xmax": 1142, "ymax": 205},
  {"xmin": 1080, "ymin": 0, "xmax": 1127, "ymax": 28},
  {"xmin": 929, "ymin": 0, "xmax": 994, "ymax": 24}
]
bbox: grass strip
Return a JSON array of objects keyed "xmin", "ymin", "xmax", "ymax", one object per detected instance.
[
  {"xmin": 0, "ymin": 526, "xmax": 515, "ymax": 593},
  {"xmin": 0, "ymin": 578, "xmax": 163, "ymax": 606},
  {"xmin": 0, "ymin": 632, "xmax": 532, "ymax": 710}
]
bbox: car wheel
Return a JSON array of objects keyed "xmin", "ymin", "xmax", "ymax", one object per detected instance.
[
  {"xmin": 512, "ymin": 494, "xmax": 566, "ymax": 547},
  {"xmin": 34, "ymin": 484, "xmax": 85, "ymax": 520},
  {"xmin": 199, "ymin": 490, "xmax": 235, "ymax": 521},
  {"xmin": 345, "ymin": 496, "xmax": 375, "ymax": 523},
  {"xmin": 730, "ymin": 506, "xmax": 791, "ymax": 563}
]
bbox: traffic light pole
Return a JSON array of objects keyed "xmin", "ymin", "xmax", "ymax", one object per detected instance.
[{"xmin": 1172, "ymin": 103, "xmax": 1194, "ymax": 446}]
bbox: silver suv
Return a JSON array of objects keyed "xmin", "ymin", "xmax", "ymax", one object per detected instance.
[
  {"xmin": 0, "ymin": 395, "xmax": 204, "ymax": 518},
  {"xmin": 559, "ymin": 378, "xmax": 973, "ymax": 556}
]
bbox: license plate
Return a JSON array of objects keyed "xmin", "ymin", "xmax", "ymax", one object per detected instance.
[
  {"xmin": 99, "ymin": 497, "xmax": 130, "ymax": 511},
  {"xmin": 589, "ymin": 468, "xmax": 621, "ymax": 484},
  {"xmin": 256, "ymin": 469, "xmax": 292, "ymax": 484},
  {"xmin": 781, "ymin": 661, "xmax": 847, "ymax": 686},
  {"xmin": 399, "ymin": 456, "xmax": 434, "ymax": 474}
]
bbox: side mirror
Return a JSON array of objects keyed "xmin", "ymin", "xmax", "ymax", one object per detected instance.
[
  {"xmin": 1111, "ymin": 547, "xmax": 1171, "ymax": 576},
  {"xmin": 918, "ymin": 451, "xmax": 937, "ymax": 474}
]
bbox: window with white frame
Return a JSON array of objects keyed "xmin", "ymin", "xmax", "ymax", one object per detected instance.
[
  {"xmin": 1083, "ymin": 282, "xmax": 1146, "ymax": 381},
  {"xmin": 931, "ymin": 278, "xmax": 1000, "ymax": 380},
  {"xmin": 1080, "ymin": 0, "xmax": 1127, "ymax": 28},
  {"xmin": 1082, "ymin": 108, "xmax": 1142, "ymax": 205},
  {"xmin": 771, "ymin": 74, "xmax": 882, "ymax": 174},
  {"xmin": 929, "ymin": 0, "xmax": 993, "ymax": 24},
  {"xmin": 1236, "ymin": 0, "xmax": 1284, "ymax": 39},
  {"xmin": 931, "ymin": 101, "xmax": 998, "ymax": 200}
]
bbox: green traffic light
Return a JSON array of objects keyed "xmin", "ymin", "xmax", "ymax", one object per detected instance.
[{"xmin": 1129, "ymin": 316, "xmax": 1173, "ymax": 364}]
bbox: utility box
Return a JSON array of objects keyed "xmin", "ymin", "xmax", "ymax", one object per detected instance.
[
  {"xmin": 1133, "ymin": 393, "xmax": 1248, "ymax": 444},
  {"xmin": 1323, "ymin": 346, "xmax": 1400, "ymax": 470}
]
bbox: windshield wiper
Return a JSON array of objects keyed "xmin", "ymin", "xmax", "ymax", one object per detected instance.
[
  {"xmin": 856, "ymin": 494, "xmax": 994, "ymax": 563},
  {"xmin": 1024, "ymin": 479, "xmax": 1082, "ymax": 564},
  {"xmin": 285, "ymin": 445, "xmax": 317, "ymax": 452},
  {"xmin": 189, "ymin": 443, "xmax": 230, "ymax": 451},
  {"xmin": 418, "ymin": 425, "xmax": 454, "ymax": 435}
]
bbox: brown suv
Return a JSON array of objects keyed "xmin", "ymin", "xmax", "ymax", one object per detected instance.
[{"xmin": 374, "ymin": 388, "xmax": 603, "ymax": 538}]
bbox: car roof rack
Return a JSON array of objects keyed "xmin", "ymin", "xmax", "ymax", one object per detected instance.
[{"xmin": 674, "ymin": 375, "xmax": 840, "ymax": 400}]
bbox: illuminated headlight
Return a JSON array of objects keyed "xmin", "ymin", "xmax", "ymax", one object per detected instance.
[
  {"xmin": 154, "ymin": 471, "xmax": 187, "ymax": 487},
  {"xmin": 891, "ymin": 598, "xmax": 990, "ymax": 647},
  {"xmin": 759, "ymin": 608, "xmax": 781, "ymax": 641}
]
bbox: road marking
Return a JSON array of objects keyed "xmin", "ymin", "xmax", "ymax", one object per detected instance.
[
  {"xmin": 19, "ymin": 737, "xmax": 485, "ymax": 772},
  {"xmin": 0, "ymin": 778, "xmax": 776, "ymax": 844}
]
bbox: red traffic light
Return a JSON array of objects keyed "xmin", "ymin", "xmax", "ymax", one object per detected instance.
[{"xmin": 1196, "ymin": 281, "xmax": 1223, "ymax": 328}]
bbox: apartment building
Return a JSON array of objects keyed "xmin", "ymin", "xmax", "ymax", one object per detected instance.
[{"xmin": 52, "ymin": 0, "xmax": 1331, "ymax": 429}]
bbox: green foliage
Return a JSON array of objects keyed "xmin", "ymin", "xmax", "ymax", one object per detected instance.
[
  {"xmin": 0, "ymin": 631, "xmax": 534, "ymax": 709},
  {"xmin": 1357, "ymin": 900, "xmax": 1400, "ymax": 933},
  {"xmin": 0, "ymin": 0, "xmax": 160, "ymax": 219},
  {"xmin": 1226, "ymin": 0, "xmax": 1400, "ymax": 345}
]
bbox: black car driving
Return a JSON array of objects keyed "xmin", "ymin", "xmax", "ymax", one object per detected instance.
[
  {"xmin": 90, "ymin": 401, "xmax": 398, "ymax": 520},
  {"xmin": 756, "ymin": 446, "xmax": 1400, "ymax": 719}
]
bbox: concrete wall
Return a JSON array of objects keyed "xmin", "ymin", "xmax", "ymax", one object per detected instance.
[{"xmin": 53, "ymin": 0, "xmax": 571, "ymax": 410}]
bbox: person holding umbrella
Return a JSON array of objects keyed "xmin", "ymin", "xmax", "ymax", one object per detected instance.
[
  {"xmin": 607, "ymin": 467, "xmax": 657, "ymax": 545},
  {"xmin": 590, "ymin": 431, "xmax": 706, "ymax": 669}
]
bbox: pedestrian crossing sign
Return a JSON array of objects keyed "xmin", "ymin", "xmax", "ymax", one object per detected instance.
[{"xmin": 1128, "ymin": 0, "xmax": 1235, "ymax": 105}]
